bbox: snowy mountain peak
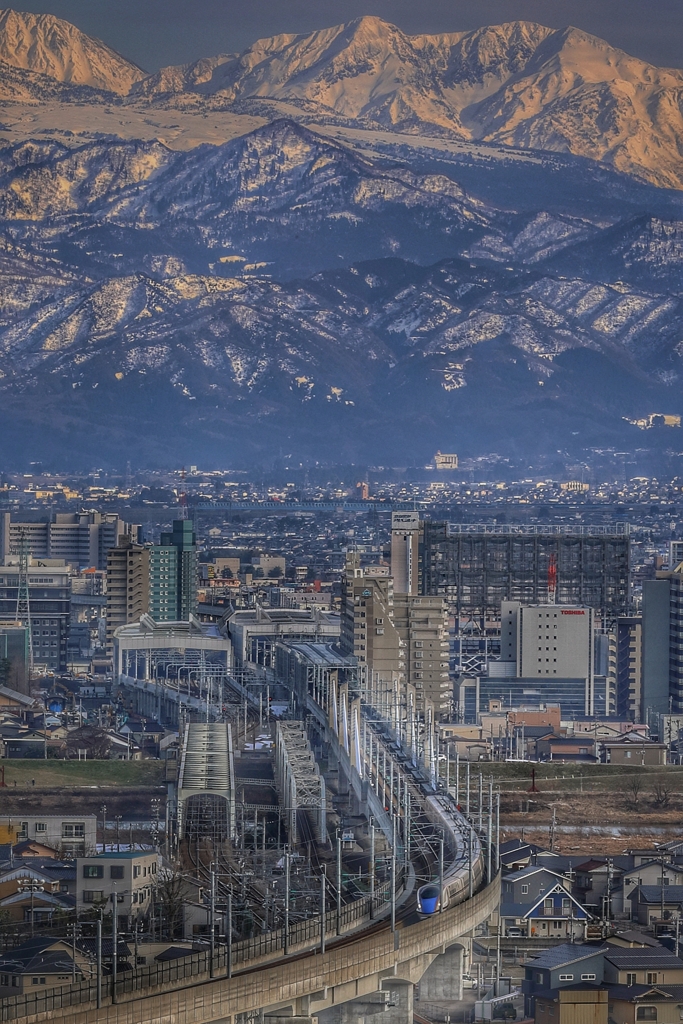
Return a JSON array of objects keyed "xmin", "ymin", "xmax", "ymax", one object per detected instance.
[{"xmin": 0, "ymin": 7, "xmax": 145, "ymax": 92}]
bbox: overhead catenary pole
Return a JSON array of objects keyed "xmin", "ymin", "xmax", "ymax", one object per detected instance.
[
  {"xmin": 438, "ymin": 832, "xmax": 444, "ymax": 914},
  {"xmin": 284, "ymin": 850, "xmax": 290, "ymax": 954},
  {"xmin": 369, "ymin": 822, "xmax": 375, "ymax": 919},
  {"xmin": 336, "ymin": 833, "xmax": 342, "ymax": 936},
  {"xmin": 226, "ymin": 891, "xmax": 233, "ymax": 978},
  {"xmin": 320, "ymin": 867, "xmax": 326, "ymax": 955},
  {"xmin": 391, "ymin": 815, "xmax": 397, "ymax": 933},
  {"xmin": 210, "ymin": 866, "xmax": 216, "ymax": 978}
]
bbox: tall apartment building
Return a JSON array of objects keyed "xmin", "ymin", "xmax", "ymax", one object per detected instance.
[
  {"xmin": 340, "ymin": 556, "xmax": 404, "ymax": 691},
  {"xmin": 150, "ymin": 520, "xmax": 197, "ymax": 621},
  {"xmin": 149, "ymin": 545, "xmax": 178, "ymax": 621},
  {"xmin": 393, "ymin": 594, "xmax": 450, "ymax": 715},
  {"xmin": 641, "ymin": 566, "xmax": 683, "ymax": 720},
  {"xmin": 0, "ymin": 560, "xmax": 70, "ymax": 672},
  {"xmin": 390, "ymin": 512, "xmax": 421, "ymax": 595},
  {"xmin": 105, "ymin": 536, "xmax": 149, "ymax": 653},
  {"xmin": 0, "ymin": 512, "xmax": 131, "ymax": 570},
  {"xmin": 416, "ymin": 522, "xmax": 630, "ymax": 622},
  {"xmin": 616, "ymin": 617, "xmax": 642, "ymax": 722}
]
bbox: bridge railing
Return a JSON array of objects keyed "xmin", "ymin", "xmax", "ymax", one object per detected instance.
[{"xmin": 0, "ymin": 874, "xmax": 403, "ymax": 1021}]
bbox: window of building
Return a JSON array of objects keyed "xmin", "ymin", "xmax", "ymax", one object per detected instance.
[
  {"xmin": 636, "ymin": 1008, "xmax": 657, "ymax": 1022},
  {"xmin": 133, "ymin": 865, "xmax": 141, "ymax": 878},
  {"xmin": 31, "ymin": 978, "xmax": 46, "ymax": 986},
  {"xmin": 581, "ymin": 974, "xmax": 596, "ymax": 981},
  {"xmin": 627, "ymin": 974, "xmax": 637, "ymax": 987},
  {"xmin": 521, "ymin": 884, "xmax": 529, "ymax": 895},
  {"xmin": 34, "ymin": 823, "xmax": 47, "ymax": 834},
  {"xmin": 83, "ymin": 865, "xmax": 103, "ymax": 879},
  {"xmin": 110, "ymin": 866, "xmax": 124, "ymax": 880},
  {"xmin": 559, "ymin": 974, "xmax": 574, "ymax": 982},
  {"xmin": 63, "ymin": 823, "xmax": 85, "ymax": 838},
  {"xmin": 647, "ymin": 973, "xmax": 658, "ymax": 985},
  {"xmin": 82, "ymin": 890, "xmax": 104, "ymax": 903}
]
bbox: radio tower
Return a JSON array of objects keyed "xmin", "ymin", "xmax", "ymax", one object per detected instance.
[
  {"xmin": 547, "ymin": 553, "xmax": 557, "ymax": 606},
  {"xmin": 15, "ymin": 530, "xmax": 33, "ymax": 673}
]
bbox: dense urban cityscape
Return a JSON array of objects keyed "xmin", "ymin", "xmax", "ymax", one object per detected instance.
[{"xmin": 0, "ymin": 459, "xmax": 681, "ymax": 1021}]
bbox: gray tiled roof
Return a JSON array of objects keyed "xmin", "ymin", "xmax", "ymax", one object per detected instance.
[{"xmin": 525, "ymin": 943, "xmax": 608, "ymax": 969}]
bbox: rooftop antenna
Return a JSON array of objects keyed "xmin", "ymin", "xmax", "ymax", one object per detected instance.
[
  {"xmin": 15, "ymin": 529, "xmax": 33, "ymax": 675},
  {"xmin": 179, "ymin": 467, "xmax": 188, "ymax": 521}
]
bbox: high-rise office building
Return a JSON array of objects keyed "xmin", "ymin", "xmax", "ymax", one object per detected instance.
[
  {"xmin": 0, "ymin": 560, "xmax": 70, "ymax": 672},
  {"xmin": 414, "ymin": 522, "xmax": 630, "ymax": 622},
  {"xmin": 0, "ymin": 512, "xmax": 132, "ymax": 570},
  {"xmin": 150, "ymin": 520, "xmax": 197, "ymax": 621},
  {"xmin": 105, "ymin": 536, "xmax": 149, "ymax": 653},
  {"xmin": 501, "ymin": 601, "xmax": 595, "ymax": 681}
]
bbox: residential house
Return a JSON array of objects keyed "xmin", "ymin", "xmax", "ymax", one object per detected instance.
[
  {"xmin": 536, "ymin": 735, "xmax": 598, "ymax": 762},
  {"xmin": 620, "ymin": 863, "xmax": 683, "ymax": 917},
  {"xmin": 502, "ymin": 866, "xmax": 572, "ymax": 905},
  {"xmin": 0, "ymin": 815, "xmax": 96, "ymax": 856},
  {"xmin": 0, "ymin": 937, "xmax": 87, "ymax": 995},
  {"xmin": 574, "ymin": 859, "xmax": 625, "ymax": 915},
  {"xmin": 523, "ymin": 944, "xmax": 608, "ymax": 1016},
  {"xmin": 607, "ymin": 984, "xmax": 683, "ymax": 1024},
  {"xmin": 77, "ymin": 851, "xmax": 159, "ymax": 930},
  {"xmin": 602, "ymin": 948, "xmax": 683, "ymax": 987},
  {"xmin": 535, "ymin": 986, "xmax": 608, "ymax": 1024},
  {"xmin": 501, "ymin": 882, "xmax": 591, "ymax": 940},
  {"xmin": 0, "ymin": 886, "xmax": 74, "ymax": 925},
  {"xmin": 600, "ymin": 735, "xmax": 668, "ymax": 765},
  {"xmin": 629, "ymin": 886, "xmax": 683, "ymax": 931}
]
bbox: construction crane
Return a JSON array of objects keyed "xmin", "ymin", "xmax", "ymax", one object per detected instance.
[{"xmin": 547, "ymin": 552, "xmax": 557, "ymax": 605}]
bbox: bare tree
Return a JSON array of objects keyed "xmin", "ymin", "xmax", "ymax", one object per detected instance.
[
  {"xmin": 156, "ymin": 868, "xmax": 186, "ymax": 940},
  {"xmin": 626, "ymin": 776, "xmax": 643, "ymax": 810},
  {"xmin": 653, "ymin": 782, "xmax": 671, "ymax": 808},
  {"xmin": 66, "ymin": 725, "xmax": 110, "ymax": 760}
]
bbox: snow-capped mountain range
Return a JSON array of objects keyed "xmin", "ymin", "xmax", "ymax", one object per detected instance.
[{"xmin": 0, "ymin": 11, "xmax": 682, "ymax": 464}]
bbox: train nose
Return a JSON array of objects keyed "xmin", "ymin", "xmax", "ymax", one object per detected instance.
[{"xmin": 417, "ymin": 884, "xmax": 440, "ymax": 914}]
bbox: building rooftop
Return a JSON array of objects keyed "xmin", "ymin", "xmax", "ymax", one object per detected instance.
[{"xmin": 525, "ymin": 944, "xmax": 608, "ymax": 969}]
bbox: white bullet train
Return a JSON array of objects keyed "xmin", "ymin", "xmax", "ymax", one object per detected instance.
[{"xmin": 415, "ymin": 791, "xmax": 485, "ymax": 915}]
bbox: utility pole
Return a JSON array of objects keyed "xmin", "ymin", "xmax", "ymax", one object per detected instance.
[
  {"xmin": 284, "ymin": 851, "xmax": 290, "ymax": 955},
  {"xmin": 96, "ymin": 915, "xmax": 102, "ymax": 1009},
  {"xmin": 336, "ymin": 833, "xmax": 342, "ymax": 936},
  {"xmin": 111, "ymin": 892, "xmax": 118, "ymax": 1004},
  {"xmin": 466, "ymin": 761, "xmax": 471, "ymax": 817}
]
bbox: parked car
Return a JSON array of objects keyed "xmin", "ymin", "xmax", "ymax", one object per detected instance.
[
  {"xmin": 506, "ymin": 927, "xmax": 524, "ymax": 938},
  {"xmin": 462, "ymin": 975, "xmax": 478, "ymax": 989}
]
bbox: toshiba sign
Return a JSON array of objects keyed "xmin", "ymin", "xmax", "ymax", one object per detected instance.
[{"xmin": 561, "ymin": 610, "xmax": 586, "ymax": 615}]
